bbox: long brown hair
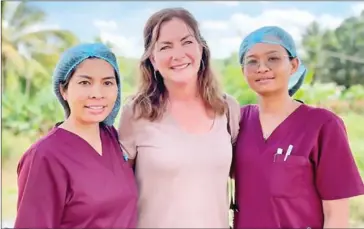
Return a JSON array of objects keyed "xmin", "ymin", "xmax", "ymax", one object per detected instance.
[{"xmin": 132, "ymin": 7, "xmax": 227, "ymax": 121}]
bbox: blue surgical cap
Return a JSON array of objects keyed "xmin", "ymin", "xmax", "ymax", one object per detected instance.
[
  {"xmin": 53, "ymin": 43, "xmax": 121, "ymax": 126},
  {"xmin": 238, "ymin": 26, "xmax": 306, "ymax": 96}
]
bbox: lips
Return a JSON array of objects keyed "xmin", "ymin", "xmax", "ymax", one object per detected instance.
[
  {"xmin": 170, "ymin": 63, "xmax": 190, "ymax": 70},
  {"xmin": 255, "ymin": 76, "xmax": 275, "ymax": 82},
  {"xmin": 85, "ymin": 105, "xmax": 106, "ymax": 110},
  {"xmin": 84, "ymin": 105, "xmax": 106, "ymax": 115}
]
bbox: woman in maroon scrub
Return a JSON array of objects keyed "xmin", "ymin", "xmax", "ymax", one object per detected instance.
[
  {"xmin": 14, "ymin": 43, "xmax": 138, "ymax": 228},
  {"xmin": 233, "ymin": 26, "xmax": 364, "ymax": 229}
]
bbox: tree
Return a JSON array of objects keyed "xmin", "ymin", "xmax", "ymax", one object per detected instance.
[
  {"xmin": 301, "ymin": 10, "xmax": 364, "ymax": 88},
  {"xmin": 324, "ymin": 12, "xmax": 364, "ymax": 88},
  {"xmin": 301, "ymin": 21, "xmax": 327, "ymax": 84},
  {"xmin": 1, "ymin": 1, "xmax": 79, "ymax": 93}
]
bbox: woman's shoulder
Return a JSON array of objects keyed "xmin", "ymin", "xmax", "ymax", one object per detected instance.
[
  {"xmin": 237, "ymin": 103, "xmax": 258, "ymax": 121},
  {"xmin": 19, "ymin": 127, "xmax": 64, "ymax": 164},
  {"xmin": 118, "ymin": 96, "xmax": 147, "ymax": 139},
  {"xmin": 223, "ymin": 94, "xmax": 257, "ymax": 113},
  {"xmin": 240, "ymin": 104, "xmax": 257, "ymax": 111},
  {"xmin": 120, "ymin": 96, "xmax": 140, "ymax": 120},
  {"xmin": 303, "ymin": 104, "xmax": 345, "ymax": 127},
  {"xmin": 223, "ymin": 93, "xmax": 241, "ymax": 117},
  {"xmin": 224, "ymin": 93, "xmax": 239, "ymax": 107}
]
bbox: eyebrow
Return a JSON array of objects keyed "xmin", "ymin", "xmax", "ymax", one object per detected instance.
[
  {"xmin": 76, "ymin": 75, "xmax": 116, "ymax": 80},
  {"xmin": 159, "ymin": 34, "xmax": 193, "ymax": 45},
  {"xmin": 246, "ymin": 50, "xmax": 279, "ymax": 58}
]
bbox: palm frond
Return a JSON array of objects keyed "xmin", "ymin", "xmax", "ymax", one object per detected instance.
[
  {"xmin": 15, "ymin": 29, "xmax": 79, "ymax": 51},
  {"xmin": 1, "ymin": 42, "xmax": 26, "ymax": 73},
  {"xmin": 10, "ymin": 1, "xmax": 45, "ymax": 30}
]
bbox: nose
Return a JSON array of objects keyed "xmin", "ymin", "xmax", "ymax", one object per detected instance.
[
  {"xmin": 256, "ymin": 60, "xmax": 270, "ymax": 73},
  {"xmin": 89, "ymin": 84, "xmax": 104, "ymax": 99},
  {"xmin": 171, "ymin": 45, "xmax": 186, "ymax": 60}
]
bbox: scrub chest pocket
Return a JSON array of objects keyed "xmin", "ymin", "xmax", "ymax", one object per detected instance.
[{"xmin": 269, "ymin": 154, "xmax": 310, "ymax": 198}]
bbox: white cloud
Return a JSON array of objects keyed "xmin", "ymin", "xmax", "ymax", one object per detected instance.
[
  {"xmin": 93, "ymin": 17, "xmax": 144, "ymax": 58},
  {"xmin": 352, "ymin": 3, "xmax": 364, "ymax": 16},
  {"xmin": 93, "ymin": 7, "xmax": 347, "ymax": 60},
  {"xmin": 93, "ymin": 19, "xmax": 119, "ymax": 31},
  {"xmin": 206, "ymin": 36, "xmax": 242, "ymax": 60},
  {"xmin": 316, "ymin": 14, "xmax": 343, "ymax": 30},
  {"xmin": 201, "ymin": 20, "xmax": 230, "ymax": 31},
  {"xmin": 23, "ymin": 24, "xmax": 61, "ymax": 34},
  {"xmin": 97, "ymin": 31, "xmax": 143, "ymax": 58},
  {"xmin": 201, "ymin": 8, "xmax": 345, "ymax": 59}
]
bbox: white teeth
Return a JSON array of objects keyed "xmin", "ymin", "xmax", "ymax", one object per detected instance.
[
  {"xmin": 258, "ymin": 78, "xmax": 273, "ymax": 81},
  {"xmin": 87, "ymin": 106, "xmax": 104, "ymax": 110},
  {"xmin": 172, "ymin": 63, "xmax": 189, "ymax": 69}
]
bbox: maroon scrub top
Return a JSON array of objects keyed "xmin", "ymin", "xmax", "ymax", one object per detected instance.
[
  {"xmin": 234, "ymin": 104, "xmax": 364, "ymax": 229},
  {"xmin": 14, "ymin": 124, "xmax": 138, "ymax": 228}
]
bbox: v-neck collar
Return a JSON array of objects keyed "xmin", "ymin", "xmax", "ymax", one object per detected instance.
[
  {"xmin": 55, "ymin": 124, "xmax": 107, "ymax": 159},
  {"xmin": 53, "ymin": 124, "xmax": 120, "ymax": 174},
  {"xmin": 254, "ymin": 104, "xmax": 307, "ymax": 146}
]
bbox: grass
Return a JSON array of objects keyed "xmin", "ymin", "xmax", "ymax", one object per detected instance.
[
  {"xmin": 2, "ymin": 158, "xmax": 20, "ymax": 221},
  {"xmin": 2, "ymin": 112, "xmax": 364, "ymax": 226},
  {"xmin": 2, "ymin": 131, "xmax": 34, "ymax": 221},
  {"xmin": 341, "ymin": 112, "xmax": 364, "ymax": 226}
]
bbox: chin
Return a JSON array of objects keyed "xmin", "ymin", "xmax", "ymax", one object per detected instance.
[
  {"xmin": 82, "ymin": 119, "xmax": 105, "ymax": 125},
  {"xmin": 255, "ymin": 88, "xmax": 282, "ymax": 97},
  {"xmin": 172, "ymin": 79, "xmax": 194, "ymax": 86},
  {"xmin": 169, "ymin": 75, "xmax": 197, "ymax": 85},
  {"xmin": 81, "ymin": 115, "xmax": 109, "ymax": 125}
]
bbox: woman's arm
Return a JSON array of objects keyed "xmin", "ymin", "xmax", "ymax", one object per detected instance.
[
  {"xmin": 15, "ymin": 146, "xmax": 67, "ymax": 228},
  {"xmin": 224, "ymin": 93, "xmax": 241, "ymax": 147},
  {"xmin": 118, "ymin": 101, "xmax": 138, "ymax": 165},
  {"xmin": 314, "ymin": 114, "xmax": 364, "ymax": 228},
  {"xmin": 323, "ymin": 199, "xmax": 349, "ymax": 228}
]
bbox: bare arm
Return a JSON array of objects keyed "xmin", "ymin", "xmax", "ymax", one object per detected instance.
[
  {"xmin": 118, "ymin": 101, "xmax": 138, "ymax": 165},
  {"xmin": 323, "ymin": 199, "xmax": 349, "ymax": 228},
  {"xmin": 315, "ymin": 115, "xmax": 364, "ymax": 228}
]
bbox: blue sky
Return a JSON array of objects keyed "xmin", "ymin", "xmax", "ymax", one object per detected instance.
[{"xmin": 25, "ymin": 1, "xmax": 364, "ymax": 58}]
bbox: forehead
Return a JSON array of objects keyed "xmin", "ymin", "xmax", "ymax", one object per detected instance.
[
  {"xmin": 74, "ymin": 58, "xmax": 115, "ymax": 76},
  {"xmin": 245, "ymin": 43, "xmax": 287, "ymax": 58},
  {"xmin": 71, "ymin": 58, "xmax": 116, "ymax": 80},
  {"xmin": 157, "ymin": 17, "xmax": 194, "ymax": 42}
]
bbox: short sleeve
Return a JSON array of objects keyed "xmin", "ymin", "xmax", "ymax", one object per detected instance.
[
  {"xmin": 225, "ymin": 94, "xmax": 241, "ymax": 145},
  {"xmin": 15, "ymin": 147, "xmax": 67, "ymax": 228},
  {"xmin": 118, "ymin": 101, "xmax": 137, "ymax": 160},
  {"xmin": 315, "ymin": 115, "xmax": 364, "ymax": 200}
]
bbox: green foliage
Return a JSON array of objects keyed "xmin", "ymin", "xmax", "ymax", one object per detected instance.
[
  {"xmin": 301, "ymin": 10, "xmax": 364, "ymax": 87},
  {"xmin": 342, "ymin": 84, "xmax": 364, "ymax": 100},
  {"xmin": 2, "ymin": 2, "xmax": 364, "ymax": 159},
  {"xmin": 221, "ymin": 64, "xmax": 257, "ymax": 105},
  {"xmin": 2, "ymin": 86, "xmax": 64, "ymax": 139},
  {"xmin": 1, "ymin": 3, "xmax": 364, "ymax": 225},
  {"xmin": 343, "ymin": 113, "xmax": 364, "ymax": 175},
  {"xmin": 2, "ymin": 129, "xmax": 33, "ymax": 161},
  {"xmin": 1, "ymin": 1, "xmax": 78, "ymax": 92},
  {"xmin": 293, "ymin": 82, "xmax": 345, "ymax": 104}
]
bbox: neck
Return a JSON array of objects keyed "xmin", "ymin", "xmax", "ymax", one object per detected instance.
[
  {"xmin": 165, "ymin": 80, "xmax": 200, "ymax": 102},
  {"xmin": 258, "ymin": 92, "xmax": 295, "ymax": 115},
  {"xmin": 61, "ymin": 117, "xmax": 100, "ymax": 138}
]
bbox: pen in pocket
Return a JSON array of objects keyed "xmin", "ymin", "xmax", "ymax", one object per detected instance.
[
  {"xmin": 273, "ymin": 148, "xmax": 283, "ymax": 162},
  {"xmin": 284, "ymin": 144, "xmax": 294, "ymax": 161}
]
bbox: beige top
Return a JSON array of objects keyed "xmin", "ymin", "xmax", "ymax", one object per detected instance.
[{"xmin": 118, "ymin": 94, "xmax": 240, "ymax": 228}]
